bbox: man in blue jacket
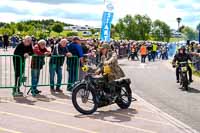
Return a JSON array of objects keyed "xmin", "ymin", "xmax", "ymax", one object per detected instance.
[{"xmin": 67, "ymin": 37, "xmax": 84, "ymax": 91}]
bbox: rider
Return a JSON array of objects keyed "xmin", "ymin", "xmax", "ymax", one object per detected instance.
[
  {"xmin": 95, "ymin": 43, "xmax": 125, "ymax": 82},
  {"xmin": 172, "ymin": 46, "xmax": 193, "ymax": 83}
]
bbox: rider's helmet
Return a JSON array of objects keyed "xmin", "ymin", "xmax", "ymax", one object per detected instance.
[
  {"xmin": 101, "ymin": 43, "xmax": 111, "ymax": 49},
  {"xmin": 179, "ymin": 46, "xmax": 186, "ymax": 53}
]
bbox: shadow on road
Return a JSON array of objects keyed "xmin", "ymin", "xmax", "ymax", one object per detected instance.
[
  {"xmin": 75, "ymin": 108, "xmax": 138, "ymax": 123},
  {"xmin": 179, "ymin": 87, "xmax": 200, "ymax": 93},
  {"xmin": 35, "ymin": 94, "xmax": 56, "ymax": 102},
  {"xmin": 50, "ymin": 92, "xmax": 71, "ymax": 99},
  {"xmin": 188, "ymin": 87, "xmax": 200, "ymax": 93},
  {"xmin": 14, "ymin": 97, "xmax": 36, "ymax": 105}
]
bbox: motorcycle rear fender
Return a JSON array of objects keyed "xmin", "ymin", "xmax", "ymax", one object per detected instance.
[{"xmin": 116, "ymin": 78, "xmax": 131, "ymax": 85}]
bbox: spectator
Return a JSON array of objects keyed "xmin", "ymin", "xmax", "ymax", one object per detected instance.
[
  {"xmin": 147, "ymin": 44, "xmax": 152, "ymax": 62},
  {"xmin": 152, "ymin": 43, "xmax": 158, "ymax": 62},
  {"xmin": 49, "ymin": 39, "xmax": 72, "ymax": 93},
  {"xmin": 13, "ymin": 36, "xmax": 33, "ymax": 96},
  {"xmin": 30, "ymin": 40, "xmax": 50, "ymax": 96},
  {"xmin": 67, "ymin": 36, "xmax": 84, "ymax": 91},
  {"xmin": 3, "ymin": 33, "xmax": 9, "ymax": 51},
  {"xmin": 140, "ymin": 43, "xmax": 147, "ymax": 63},
  {"xmin": 11, "ymin": 35, "xmax": 17, "ymax": 48},
  {"xmin": 0, "ymin": 35, "xmax": 2, "ymax": 48}
]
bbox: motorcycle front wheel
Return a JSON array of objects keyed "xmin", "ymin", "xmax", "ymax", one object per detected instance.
[
  {"xmin": 116, "ymin": 84, "xmax": 132, "ymax": 109},
  {"xmin": 181, "ymin": 73, "xmax": 189, "ymax": 91},
  {"xmin": 72, "ymin": 84, "xmax": 98, "ymax": 115}
]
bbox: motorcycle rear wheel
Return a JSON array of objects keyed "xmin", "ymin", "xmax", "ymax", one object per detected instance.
[{"xmin": 116, "ymin": 84, "xmax": 132, "ymax": 109}]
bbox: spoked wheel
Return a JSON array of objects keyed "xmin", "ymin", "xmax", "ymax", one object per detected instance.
[
  {"xmin": 72, "ymin": 85, "xmax": 98, "ymax": 115},
  {"xmin": 116, "ymin": 84, "xmax": 132, "ymax": 109},
  {"xmin": 181, "ymin": 73, "xmax": 189, "ymax": 91}
]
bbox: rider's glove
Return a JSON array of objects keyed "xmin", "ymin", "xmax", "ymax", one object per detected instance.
[{"xmin": 82, "ymin": 65, "xmax": 89, "ymax": 72}]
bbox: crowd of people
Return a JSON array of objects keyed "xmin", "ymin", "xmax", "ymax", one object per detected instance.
[
  {"xmin": 128, "ymin": 41, "xmax": 169, "ymax": 63},
  {"xmin": 2, "ymin": 33, "xmax": 200, "ymax": 96},
  {"xmin": 11, "ymin": 35, "xmax": 131, "ymax": 96}
]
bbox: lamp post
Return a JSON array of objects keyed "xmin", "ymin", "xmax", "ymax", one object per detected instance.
[{"xmin": 176, "ymin": 17, "xmax": 182, "ymax": 31}]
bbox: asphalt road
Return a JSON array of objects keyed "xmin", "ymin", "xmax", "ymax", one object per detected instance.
[
  {"xmin": 120, "ymin": 59, "xmax": 200, "ymax": 132},
  {"xmin": 0, "ymin": 49, "xmax": 199, "ymax": 133}
]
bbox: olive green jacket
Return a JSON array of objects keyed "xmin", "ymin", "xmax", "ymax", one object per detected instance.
[{"xmin": 99, "ymin": 51, "xmax": 125, "ymax": 81}]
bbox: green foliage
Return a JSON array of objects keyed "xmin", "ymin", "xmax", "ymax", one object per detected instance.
[
  {"xmin": 51, "ymin": 23, "xmax": 64, "ymax": 33},
  {"xmin": 67, "ymin": 31, "xmax": 78, "ymax": 37},
  {"xmin": 181, "ymin": 26, "xmax": 198, "ymax": 40},
  {"xmin": 0, "ymin": 19, "xmax": 71, "ymax": 38},
  {"xmin": 114, "ymin": 14, "xmax": 169, "ymax": 41},
  {"xmin": 196, "ymin": 23, "xmax": 200, "ymax": 30},
  {"xmin": 151, "ymin": 19, "xmax": 171, "ymax": 42}
]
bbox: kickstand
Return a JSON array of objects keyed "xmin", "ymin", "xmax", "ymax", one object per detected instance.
[
  {"xmin": 27, "ymin": 88, "xmax": 31, "ymax": 95},
  {"xmin": 132, "ymin": 97, "xmax": 137, "ymax": 102}
]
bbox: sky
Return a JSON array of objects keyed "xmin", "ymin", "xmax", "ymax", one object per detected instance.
[{"xmin": 0, "ymin": 0, "xmax": 199, "ymax": 29}]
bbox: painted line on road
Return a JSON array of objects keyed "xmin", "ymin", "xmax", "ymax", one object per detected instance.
[
  {"xmin": 52, "ymin": 100, "xmax": 172, "ymax": 126},
  {"xmin": 2, "ymin": 100, "xmax": 156, "ymax": 133},
  {"xmin": 0, "ymin": 111, "xmax": 96, "ymax": 133},
  {"xmin": 54, "ymin": 99, "xmax": 155, "ymax": 113},
  {"xmin": 134, "ymin": 94, "xmax": 199, "ymax": 133},
  {"xmin": 0, "ymin": 127, "xmax": 22, "ymax": 133}
]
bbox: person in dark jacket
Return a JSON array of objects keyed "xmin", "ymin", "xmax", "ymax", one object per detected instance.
[
  {"xmin": 13, "ymin": 36, "xmax": 33, "ymax": 96},
  {"xmin": 67, "ymin": 36, "xmax": 84, "ymax": 91},
  {"xmin": 172, "ymin": 46, "xmax": 193, "ymax": 83},
  {"xmin": 30, "ymin": 40, "xmax": 50, "ymax": 96},
  {"xmin": 49, "ymin": 39, "xmax": 72, "ymax": 92},
  {"xmin": 3, "ymin": 33, "xmax": 9, "ymax": 51},
  {"xmin": 0, "ymin": 36, "xmax": 3, "ymax": 48}
]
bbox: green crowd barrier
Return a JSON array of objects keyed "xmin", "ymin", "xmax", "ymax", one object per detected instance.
[
  {"xmin": 0, "ymin": 54, "xmax": 80, "ymax": 94},
  {"xmin": 0, "ymin": 55, "xmax": 23, "ymax": 91},
  {"xmin": 23, "ymin": 55, "xmax": 80, "ymax": 91}
]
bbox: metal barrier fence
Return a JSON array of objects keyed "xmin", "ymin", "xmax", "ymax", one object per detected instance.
[
  {"xmin": 0, "ymin": 55, "xmax": 23, "ymax": 89},
  {"xmin": 117, "ymin": 46, "xmax": 128, "ymax": 58},
  {"xmin": 24, "ymin": 55, "xmax": 79, "ymax": 89},
  {"xmin": 0, "ymin": 55, "xmax": 79, "ymax": 92}
]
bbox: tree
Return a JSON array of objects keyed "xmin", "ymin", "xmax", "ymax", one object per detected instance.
[
  {"xmin": 181, "ymin": 26, "xmax": 197, "ymax": 40},
  {"xmin": 115, "ymin": 15, "xmax": 138, "ymax": 40},
  {"xmin": 67, "ymin": 31, "xmax": 78, "ymax": 37},
  {"xmin": 197, "ymin": 23, "xmax": 200, "ymax": 31},
  {"xmin": 114, "ymin": 14, "xmax": 153, "ymax": 40},
  {"xmin": 52, "ymin": 23, "xmax": 64, "ymax": 33},
  {"xmin": 134, "ymin": 14, "xmax": 152, "ymax": 40},
  {"xmin": 152, "ymin": 20, "xmax": 171, "ymax": 42},
  {"xmin": 178, "ymin": 25, "xmax": 185, "ymax": 32},
  {"xmin": 16, "ymin": 23, "xmax": 24, "ymax": 32}
]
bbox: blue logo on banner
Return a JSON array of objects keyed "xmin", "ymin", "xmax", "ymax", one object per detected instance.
[{"xmin": 100, "ymin": 12, "xmax": 114, "ymax": 42}]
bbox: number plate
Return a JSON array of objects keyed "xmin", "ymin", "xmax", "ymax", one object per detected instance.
[{"xmin": 181, "ymin": 67, "xmax": 187, "ymax": 72}]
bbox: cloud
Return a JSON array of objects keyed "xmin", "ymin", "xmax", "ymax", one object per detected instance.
[
  {"xmin": 0, "ymin": 0, "xmax": 200, "ymax": 29},
  {"xmin": 0, "ymin": 5, "xmax": 31, "ymax": 15},
  {"xmin": 40, "ymin": 9, "xmax": 102, "ymax": 21},
  {"xmin": 13, "ymin": 0, "xmax": 103, "ymax": 5}
]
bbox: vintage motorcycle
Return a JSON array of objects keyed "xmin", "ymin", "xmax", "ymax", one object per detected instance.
[
  {"xmin": 177, "ymin": 62, "xmax": 193, "ymax": 91},
  {"xmin": 72, "ymin": 65, "xmax": 132, "ymax": 115}
]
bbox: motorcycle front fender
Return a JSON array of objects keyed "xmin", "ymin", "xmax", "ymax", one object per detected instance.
[{"xmin": 72, "ymin": 81, "xmax": 86, "ymax": 91}]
